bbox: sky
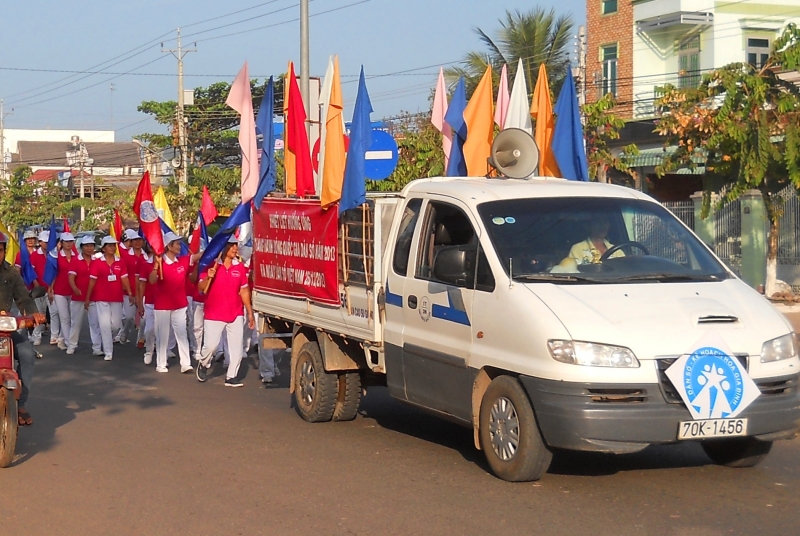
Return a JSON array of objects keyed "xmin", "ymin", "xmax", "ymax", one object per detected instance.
[{"xmin": 0, "ymin": 0, "xmax": 585, "ymax": 142}]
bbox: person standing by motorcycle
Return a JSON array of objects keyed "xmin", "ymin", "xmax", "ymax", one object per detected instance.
[
  {"xmin": 0, "ymin": 233, "xmax": 46, "ymax": 426},
  {"xmin": 84, "ymin": 236, "xmax": 134, "ymax": 361},
  {"xmin": 68, "ymin": 236, "xmax": 101, "ymax": 355},
  {"xmin": 49, "ymin": 232, "xmax": 77, "ymax": 351}
]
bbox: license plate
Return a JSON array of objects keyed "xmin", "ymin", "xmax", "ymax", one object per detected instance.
[{"xmin": 678, "ymin": 418, "xmax": 748, "ymax": 440}]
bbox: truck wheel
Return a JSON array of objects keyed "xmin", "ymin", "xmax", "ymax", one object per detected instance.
[
  {"xmin": 479, "ymin": 376, "xmax": 552, "ymax": 482},
  {"xmin": 0, "ymin": 387, "xmax": 18, "ymax": 468},
  {"xmin": 701, "ymin": 438, "xmax": 773, "ymax": 468},
  {"xmin": 332, "ymin": 372, "xmax": 362, "ymax": 422},
  {"xmin": 293, "ymin": 341, "xmax": 337, "ymax": 423}
]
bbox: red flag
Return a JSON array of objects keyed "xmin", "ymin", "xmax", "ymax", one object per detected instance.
[
  {"xmin": 112, "ymin": 211, "xmax": 123, "ymax": 244},
  {"xmin": 63, "ymin": 217, "xmax": 77, "ymax": 252},
  {"xmin": 286, "ymin": 64, "xmax": 315, "ymax": 197},
  {"xmin": 200, "ymin": 185, "xmax": 218, "ymax": 225},
  {"xmin": 133, "ymin": 171, "xmax": 164, "ymax": 255}
]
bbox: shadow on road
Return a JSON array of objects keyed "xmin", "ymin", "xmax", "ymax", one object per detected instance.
[{"xmin": 547, "ymin": 443, "xmax": 712, "ymax": 477}]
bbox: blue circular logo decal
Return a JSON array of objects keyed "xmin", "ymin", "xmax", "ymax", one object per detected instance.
[
  {"xmin": 683, "ymin": 346, "xmax": 744, "ymax": 418},
  {"xmin": 139, "ymin": 200, "xmax": 159, "ymax": 223}
]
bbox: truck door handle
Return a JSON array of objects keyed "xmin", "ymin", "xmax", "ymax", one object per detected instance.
[{"xmin": 407, "ymin": 295, "xmax": 417, "ymax": 309}]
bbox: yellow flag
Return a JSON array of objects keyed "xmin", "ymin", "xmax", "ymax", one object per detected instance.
[
  {"xmin": 463, "ymin": 66, "xmax": 495, "ymax": 176},
  {"xmin": 0, "ymin": 221, "xmax": 19, "ymax": 265},
  {"xmin": 153, "ymin": 187, "xmax": 176, "ymax": 231},
  {"xmin": 284, "ymin": 61, "xmax": 297, "ymax": 196},
  {"xmin": 530, "ymin": 64, "xmax": 561, "ymax": 177},
  {"xmin": 320, "ymin": 56, "xmax": 346, "ymax": 207}
]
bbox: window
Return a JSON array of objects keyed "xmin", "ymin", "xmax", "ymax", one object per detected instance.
[
  {"xmin": 746, "ymin": 37, "xmax": 770, "ymax": 69},
  {"xmin": 678, "ymin": 37, "xmax": 701, "ymax": 89},
  {"xmin": 601, "ymin": 44, "xmax": 618, "ymax": 97},
  {"xmin": 602, "ymin": 0, "xmax": 617, "ymax": 14},
  {"xmin": 392, "ymin": 198, "xmax": 422, "ymax": 276},
  {"xmin": 415, "ymin": 201, "xmax": 495, "ymax": 292}
]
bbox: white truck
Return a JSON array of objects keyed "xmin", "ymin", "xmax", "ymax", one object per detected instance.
[{"xmin": 251, "ymin": 174, "xmax": 799, "ymax": 482}]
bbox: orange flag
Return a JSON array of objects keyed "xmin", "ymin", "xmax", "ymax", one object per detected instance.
[
  {"xmin": 320, "ymin": 56, "xmax": 346, "ymax": 207},
  {"xmin": 462, "ymin": 66, "xmax": 494, "ymax": 176},
  {"xmin": 530, "ymin": 64, "xmax": 561, "ymax": 177},
  {"xmin": 284, "ymin": 62, "xmax": 297, "ymax": 195}
]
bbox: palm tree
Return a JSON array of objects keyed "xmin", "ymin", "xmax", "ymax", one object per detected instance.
[{"xmin": 447, "ymin": 8, "xmax": 574, "ymax": 98}]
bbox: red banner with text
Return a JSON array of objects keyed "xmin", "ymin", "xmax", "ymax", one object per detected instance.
[{"xmin": 252, "ymin": 199, "xmax": 340, "ymax": 305}]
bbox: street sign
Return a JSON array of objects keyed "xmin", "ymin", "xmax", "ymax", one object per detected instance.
[
  {"xmin": 311, "ymin": 135, "xmax": 350, "ymax": 174},
  {"xmin": 364, "ymin": 129, "xmax": 398, "ymax": 180}
]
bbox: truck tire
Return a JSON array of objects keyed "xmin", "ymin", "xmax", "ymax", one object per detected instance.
[
  {"xmin": 701, "ymin": 437, "xmax": 773, "ymax": 468},
  {"xmin": 332, "ymin": 372, "xmax": 361, "ymax": 422},
  {"xmin": 479, "ymin": 376, "xmax": 552, "ymax": 482},
  {"xmin": 293, "ymin": 341, "xmax": 337, "ymax": 423},
  {"xmin": 0, "ymin": 387, "xmax": 18, "ymax": 468}
]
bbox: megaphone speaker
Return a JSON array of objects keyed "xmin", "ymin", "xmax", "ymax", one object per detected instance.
[{"xmin": 489, "ymin": 128, "xmax": 539, "ymax": 179}]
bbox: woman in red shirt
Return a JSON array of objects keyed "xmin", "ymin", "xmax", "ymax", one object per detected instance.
[
  {"xmin": 68, "ymin": 236, "xmax": 101, "ymax": 355},
  {"xmin": 84, "ymin": 236, "xmax": 134, "ymax": 361},
  {"xmin": 195, "ymin": 237, "xmax": 255, "ymax": 387},
  {"xmin": 49, "ymin": 232, "xmax": 77, "ymax": 351},
  {"xmin": 147, "ymin": 232, "xmax": 198, "ymax": 373}
]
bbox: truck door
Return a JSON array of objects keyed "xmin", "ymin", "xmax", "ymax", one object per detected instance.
[
  {"xmin": 384, "ymin": 198, "xmax": 423, "ymax": 400},
  {"xmin": 399, "ymin": 199, "xmax": 480, "ymax": 422}
]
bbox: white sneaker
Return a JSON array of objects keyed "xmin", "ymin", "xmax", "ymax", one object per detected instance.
[
  {"xmin": 66, "ymin": 348, "xmax": 75, "ymax": 355},
  {"xmin": 50, "ymin": 339, "xmax": 58, "ymax": 345},
  {"xmin": 57, "ymin": 341, "xmax": 67, "ymax": 350},
  {"xmin": 180, "ymin": 366, "xmax": 193, "ymax": 373},
  {"xmin": 156, "ymin": 367, "xmax": 168, "ymax": 373},
  {"xmin": 93, "ymin": 350, "xmax": 104, "ymax": 356},
  {"xmin": 32, "ymin": 340, "xmax": 41, "ymax": 346},
  {"xmin": 104, "ymin": 355, "xmax": 113, "ymax": 361},
  {"xmin": 143, "ymin": 353, "xmax": 152, "ymax": 365}
]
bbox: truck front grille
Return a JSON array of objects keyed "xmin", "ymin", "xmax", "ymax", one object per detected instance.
[{"xmin": 655, "ymin": 355, "xmax": 749, "ymax": 405}]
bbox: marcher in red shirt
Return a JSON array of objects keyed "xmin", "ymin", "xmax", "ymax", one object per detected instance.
[
  {"xmin": 30, "ymin": 230, "xmax": 58, "ymax": 345},
  {"xmin": 68, "ymin": 236, "xmax": 102, "ymax": 355},
  {"xmin": 117, "ymin": 229, "xmax": 144, "ymax": 344},
  {"xmin": 49, "ymin": 232, "xmax": 77, "ymax": 351},
  {"xmin": 195, "ymin": 237, "xmax": 255, "ymax": 387},
  {"xmin": 84, "ymin": 236, "xmax": 134, "ymax": 361},
  {"xmin": 147, "ymin": 232, "xmax": 199, "ymax": 373}
]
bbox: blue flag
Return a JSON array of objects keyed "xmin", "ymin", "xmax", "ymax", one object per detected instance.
[
  {"xmin": 340, "ymin": 67, "xmax": 373, "ymax": 215},
  {"xmin": 43, "ymin": 217, "xmax": 59, "ymax": 286},
  {"xmin": 254, "ymin": 77, "xmax": 276, "ymax": 209},
  {"xmin": 159, "ymin": 218, "xmax": 190, "ymax": 256},
  {"xmin": 444, "ymin": 77, "xmax": 468, "ymax": 177},
  {"xmin": 17, "ymin": 231, "xmax": 37, "ymax": 288},
  {"xmin": 198, "ymin": 201, "xmax": 251, "ymax": 273},
  {"xmin": 552, "ymin": 69, "xmax": 589, "ymax": 182},
  {"xmin": 197, "ymin": 210, "xmax": 210, "ymax": 252}
]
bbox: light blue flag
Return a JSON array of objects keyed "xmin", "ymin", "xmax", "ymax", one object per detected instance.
[
  {"xmin": 198, "ymin": 201, "xmax": 251, "ymax": 272},
  {"xmin": 340, "ymin": 67, "xmax": 373, "ymax": 215},
  {"xmin": 552, "ymin": 69, "xmax": 589, "ymax": 182}
]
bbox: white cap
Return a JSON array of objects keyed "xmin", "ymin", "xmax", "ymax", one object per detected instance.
[
  {"xmin": 23, "ymin": 230, "xmax": 37, "ymax": 240},
  {"xmin": 38, "ymin": 231, "xmax": 50, "ymax": 242},
  {"xmin": 101, "ymin": 236, "xmax": 118, "ymax": 246},
  {"xmin": 163, "ymin": 231, "xmax": 181, "ymax": 245},
  {"xmin": 60, "ymin": 232, "xmax": 75, "ymax": 242},
  {"xmin": 123, "ymin": 228, "xmax": 140, "ymax": 241},
  {"xmin": 227, "ymin": 235, "xmax": 239, "ymax": 244},
  {"xmin": 79, "ymin": 236, "xmax": 96, "ymax": 247}
]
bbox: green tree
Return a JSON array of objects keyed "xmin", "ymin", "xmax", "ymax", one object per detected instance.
[
  {"xmin": 0, "ymin": 166, "xmax": 69, "ymax": 230},
  {"xmin": 584, "ymin": 94, "xmax": 639, "ymax": 184},
  {"xmin": 655, "ymin": 23, "xmax": 800, "ymax": 294},
  {"xmin": 446, "ymin": 8, "xmax": 574, "ymax": 97},
  {"xmin": 367, "ymin": 113, "xmax": 445, "ymax": 192}
]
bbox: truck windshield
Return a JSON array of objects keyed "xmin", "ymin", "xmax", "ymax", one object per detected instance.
[{"xmin": 477, "ymin": 197, "xmax": 729, "ymax": 283}]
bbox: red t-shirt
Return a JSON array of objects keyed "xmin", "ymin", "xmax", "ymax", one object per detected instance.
[
  {"xmin": 124, "ymin": 249, "xmax": 143, "ymax": 284},
  {"xmin": 53, "ymin": 252, "xmax": 77, "ymax": 296},
  {"xmin": 153, "ymin": 255, "xmax": 191, "ymax": 311},
  {"xmin": 31, "ymin": 249, "xmax": 47, "ymax": 287},
  {"xmin": 89, "ymin": 257, "xmax": 128, "ymax": 303},
  {"xmin": 201, "ymin": 260, "xmax": 248, "ymax": 323},
  {"xmin": 71, "ymin": 256, "xmax": 93, "ymax": 301},
  {"xmin": 137, "ymin": 255, "xmax": 158, "ymax": 305}
]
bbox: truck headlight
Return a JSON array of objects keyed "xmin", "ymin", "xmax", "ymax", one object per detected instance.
[
  {"xmin": 0, "ymin": 316, "xmax": 17, "ymax": 332},
  {"xmin": 761, "ymin": 333, "xmax": 797, "ymax": 363},
  {"xmin": 547, "ymin": 340, "xmax": 640, "ymax": 368}
]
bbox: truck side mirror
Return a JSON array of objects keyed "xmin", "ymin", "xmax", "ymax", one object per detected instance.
[{"xmin": 433, "ymin": 246, "xmax": 476, "ymax": 288}]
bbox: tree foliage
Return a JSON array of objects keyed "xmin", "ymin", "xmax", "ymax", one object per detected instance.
[
  {"xmin": 655, "ymin": 23, "xmax": 800, "ymax": 292},
  {"xmin": 446, "ymin": 8, "xmax": 574, "ymax": 98},
  {"xmin": 583, "ymin": 94, "xmax": 639, "ymax": 183}
]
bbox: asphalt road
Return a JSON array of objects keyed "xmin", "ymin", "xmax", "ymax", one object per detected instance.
[{"xmin": 1, "ymin": 331, "xmax": 799, "ymax": 536}]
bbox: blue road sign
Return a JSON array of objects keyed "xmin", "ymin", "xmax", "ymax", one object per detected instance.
[{"xmin": 364, "ymin": 129, "xmax": 398, "ymax": 180}]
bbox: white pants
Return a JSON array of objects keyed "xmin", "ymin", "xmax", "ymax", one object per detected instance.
[
  {"xmin": 53, "ymin": 294, "xmax": 72, "ymax": 345},
  {"xmin": 96, "ymin": 301, "xmax": 123, "ymax": 358},
  {"xmin": 33, "ymin": 295, "xmax": 60, "ymax": 342},
  {"xmin": 191, "ymin": 301, "xmax": 205, "ymax": 355},
  {"xmin": 118, "ymin": 300, "xmax": 137, "ymax": 342},
  {"xmin": 155, "ymin": 307, "xmax": 191, "ymax": 371},
  {"xmin": 68, "ymin": 300, "xmax": 89, "ymax": 352},
  {"xmin": 200, "ymin": 317, "xmax": 244, "ymax": 380},
  {"xmin": 144, "ymin": 303, "xmax": 175, "ymax": 357}
]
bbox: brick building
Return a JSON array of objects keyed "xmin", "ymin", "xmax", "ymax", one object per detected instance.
[{"xmin": 586, "ymin": 0, "xmax": 634, "ymax": 117}]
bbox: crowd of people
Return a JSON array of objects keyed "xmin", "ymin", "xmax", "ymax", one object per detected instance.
[{"xmin": 9, "ymin": 226, "xmax": 280, "ymax": 425}]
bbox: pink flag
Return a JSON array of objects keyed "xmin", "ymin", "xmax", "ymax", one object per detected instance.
[
  {"xmin": 431, "ymin": 67, "xmax": 453, "ymax": 170},
  {"xmin": 226, "ymin": 62, "xmax": 258, "ymax": 204},
  {"xmin": 494, "ymin": 63, "xmax": 510, "ymax": 129}
]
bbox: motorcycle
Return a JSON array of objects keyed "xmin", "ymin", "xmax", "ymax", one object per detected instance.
[{"xmin": 0, "ymin": 311, "xmax": 35, "ymax": 468}]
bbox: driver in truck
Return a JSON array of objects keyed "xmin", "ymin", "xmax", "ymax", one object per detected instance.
[{"xmin": 568, "ymin": 215, "xmax": 625, "ymax": 265}]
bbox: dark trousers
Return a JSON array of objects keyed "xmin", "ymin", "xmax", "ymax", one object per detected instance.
[{"xmin": 11, "ymin": 330, "xmax": 35, "ymax": 407}]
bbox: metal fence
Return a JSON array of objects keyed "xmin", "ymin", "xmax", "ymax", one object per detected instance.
[
  {"xmin": 663, "ymin": 200, "xmax": 695, "ymax": 230},
  {"xmin": 712, "ymin": 198, "xmax": 742, "ymax": 276},
  {"xmin": 778, "ymin": 185, "xmax": 800, "ymax": 266}
]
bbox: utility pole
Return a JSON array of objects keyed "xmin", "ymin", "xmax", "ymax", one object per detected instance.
[
  {"xmin": 0, "ymin": 99, "xmax": 11, "ymax": 182},
  {"xmin": 577, "ymin": 25, "xmax": 587, "ymax": 107},
  {"xmin": 163, "ymin": 28, "xmax": 196, "ymax": 195},
  {"xmin": 110, "ymin": 83, "xmax": 115, "ymax": 133},
  {"xmin": 300, "ymin": 0, "xmax": 311, "ymax": 138}
]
